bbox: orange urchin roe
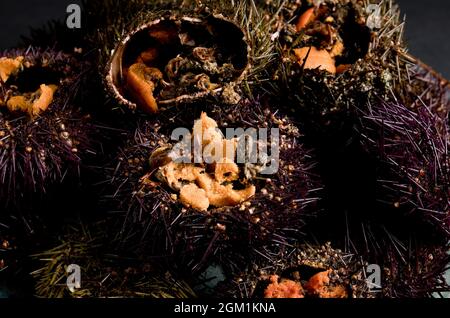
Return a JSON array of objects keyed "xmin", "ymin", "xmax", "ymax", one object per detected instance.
[
  {"xmin": 5, "ymin": 84, "xmax": 57, "ymax": 117},
  {"xmin": 305, "ymin": 270, "xmax": 330, "ymax": 293},
  {"xmin": 293, "ymin": 47, "xmax": 336, "ymax": 74},
  {"xmin": 179, "ymin": 183, "xmax": 210, "ymax": 212},
  {"xmin": 296, "ymin": 7, "xmax": 316, "ymax": 32},
  {"xmin": 125, "ymin": 63, "xmax": 163, "ymax": 113},
  {"xmin": 150, "ymin": 112, "xmax": 256, "ymax": 212},
  {"xmin": 148, "ymin": 24, "xmax": 179, "ymax": 45},
  {"xmin": 6, "ymin": 95, "xmax": 30, "ymax": 113},
  {"xmin": 30, "ymin": 84, "xmax": 58, "ymax": 116},
  {"xmin": 291, "ymin": 3, "xmax": 368, "ymax": 75},
  {"xmin": 0, "ymin": 56, "xmax": 23, "ymax": 83},
  {"xmin": 136, "ymin": 47, "xmax": 159, "ymax": 64},
  {"xmin": 336, "ymin": 64, "xmax": 352, "ymax": 74},
  {"xmin": 319, "ymin": 285, "xmax": 348, "ymax": 298},
  {"xmin": 264, "ymin": 275, "xmax": 304, "ymax": 298},
  {"xmin": 304, "ymin": 270, "xmax": 348, "ymax": 298}
]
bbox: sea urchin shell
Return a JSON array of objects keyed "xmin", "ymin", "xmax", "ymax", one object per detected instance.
[
  {"xmin": 104, "ymin": 99, "xmax": 322, "ymax": 273},
  {"xmin": 106, "ymin": 13, "xmax": 250, "ymax": 113}
]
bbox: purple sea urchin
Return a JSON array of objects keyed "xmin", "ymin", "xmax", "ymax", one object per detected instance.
[
  {"xmin": 358, "ymin": 98, "xmax": 449, "ymax": 235},
  {"xmin": 0, "ymin": 47, "xmax": 94, "ymax": 208},
  {"xmin": 262, "ymin": 0, "xmax": 411, "ymax": 136},
  {"xmin": 103, "ymin": 99, "xmax": 322, "ymax": 274},
  {"xmin": 399, "ymin": 60, "xmax": 450, "ymax": 117},
  {"xmin": 381, "ymin": 241, "xmax": 450, "ymax": 298}
]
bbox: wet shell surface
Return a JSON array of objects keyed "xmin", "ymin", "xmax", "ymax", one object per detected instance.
[{"xmin": 106, "ymin": 14, "xmax": 251, "ymax": 113}]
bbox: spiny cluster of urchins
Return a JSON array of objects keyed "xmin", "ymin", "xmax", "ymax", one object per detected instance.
[
  {"xmin": 2, "ymin": 0, "xmax": 448, "ymax": 298},
  {"xmin": 98, "ymin": 0, "xmax": 449, "ymax": 297},
  {"xmin": 95, "ymin": 0, "xmax": 321, "ymax": 275}
]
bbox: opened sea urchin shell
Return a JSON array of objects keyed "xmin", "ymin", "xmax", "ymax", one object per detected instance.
[
  {"xmin": 104, "ymin": 99, "xmax": 322, "ymax": 273},
  {"xmin": 106, "ymin": 13, "xmax": 250, "ymax": 113}
]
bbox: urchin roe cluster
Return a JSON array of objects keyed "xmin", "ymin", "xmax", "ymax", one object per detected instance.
[
  {"xmin": 0, "ymin": 56, "xmax": 58, "ymax": 117},
  {"xmin": 285, "ymin": 0, "xmax": 370, "ymax": 74},
  {"xmin": 111, "ymin": 15, "xmax": 249, "ymax": 113},
  {"xmin": 233, "ymin": 243, "xmax": 375, "ymax": 299},
  {"xmin": 264, "ymin": 270, "xmax": 347, "ymax": 298},
  {"xmin": 145, "ymin": 112, "xmax": 256, "ymax": 212}
]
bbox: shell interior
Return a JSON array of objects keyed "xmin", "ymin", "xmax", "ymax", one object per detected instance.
[{"xmin": 108, "ymin": 14, "xmax": 250, "ymax": 112}]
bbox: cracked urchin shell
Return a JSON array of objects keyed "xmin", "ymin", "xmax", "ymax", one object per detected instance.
[
  {"xmin": 102, "ymin": 100, "xmax": 322, "ymax": 275},
  {"xmin": 215, "ymin": 242, "xmax": 373, "ymax": 298},
  {"xmin": 105, "ymin": 12, "xmax": 251, "ymax": 113},
  {"xmin": 89, "ymin": 0, "xmax": 275, "ymax": 114},
  {"xmin": 0, "ymin": 47, "xmax": 95, "ymax": 208}
]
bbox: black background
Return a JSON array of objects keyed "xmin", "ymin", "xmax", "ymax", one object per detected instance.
[{"xmin": 0, "ymin": 0, "xmax": 449, "ymax": 78}]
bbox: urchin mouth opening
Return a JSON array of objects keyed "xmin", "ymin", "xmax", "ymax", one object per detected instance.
[
  {"xmin": 110, "ymin": 15, "xmax": 250, "ymax": 113},
  {"xmin": 8, "ymin": 66, "xmax": 62, "ymax": 93}
]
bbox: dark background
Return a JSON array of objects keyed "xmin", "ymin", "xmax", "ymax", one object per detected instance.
[{"xmin": 0, "ymin": 0, "xmax": 449, "ymax": 78}]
